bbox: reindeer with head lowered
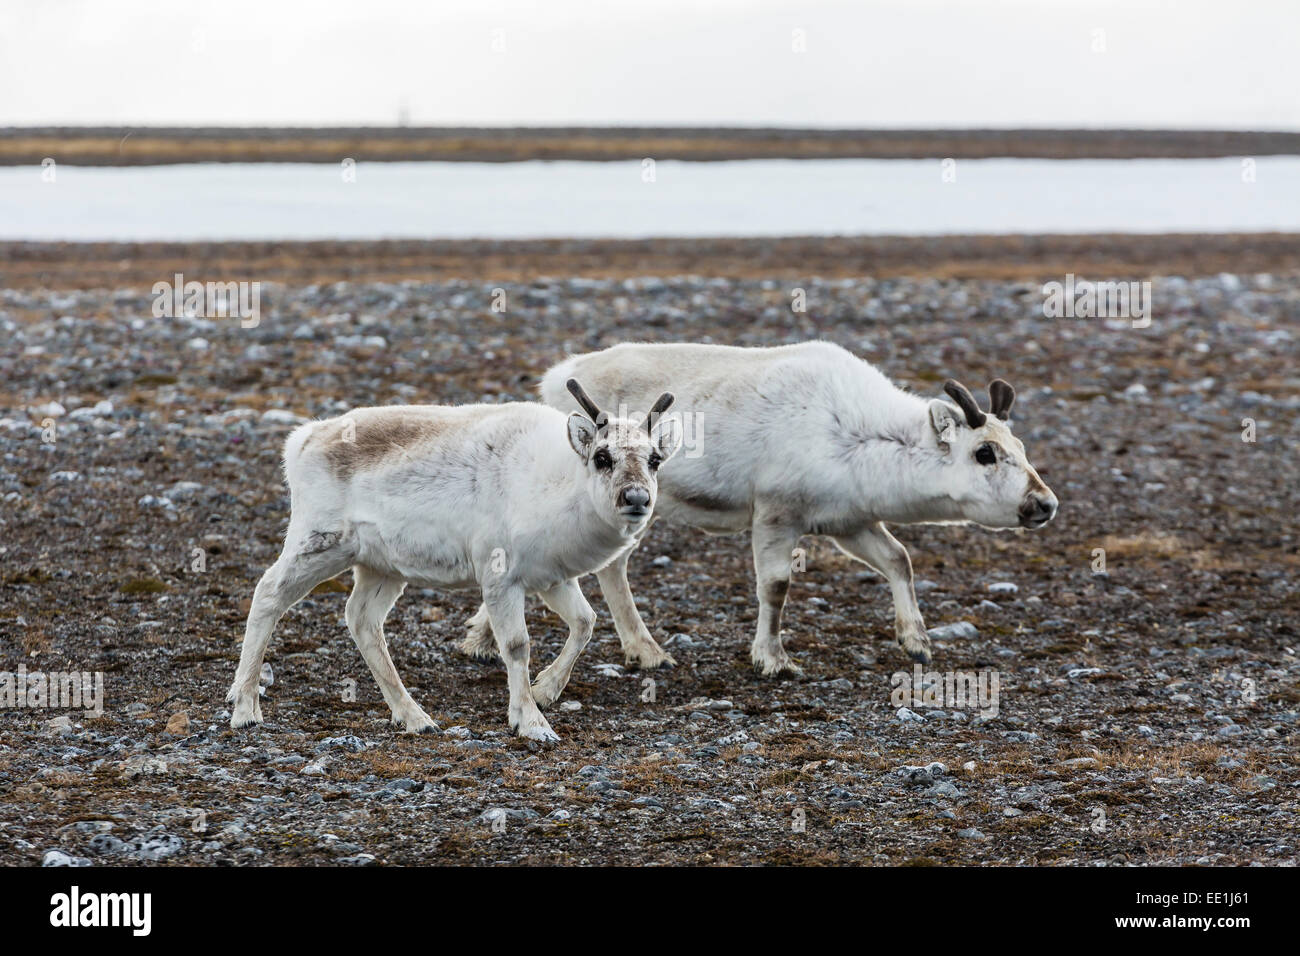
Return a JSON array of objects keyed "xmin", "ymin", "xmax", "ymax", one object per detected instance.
[{"xmin": 510, "ymin": 341, "xmax": 1057, "ymax": 680}]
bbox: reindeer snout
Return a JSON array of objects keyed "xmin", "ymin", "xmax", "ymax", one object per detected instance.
[
  {"xmin": 619, "ymin": 486, "xmax": 651, "ymax": 514},
  {"xmin": 1019, "ymin": 492, "xmax": 1058, "ymax": 529}
]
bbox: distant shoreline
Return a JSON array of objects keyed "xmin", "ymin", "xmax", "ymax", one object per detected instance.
[
  {"xmin": 2, "ymin": 127, "xmax": 1298, "ymax": 166},
  {"xmin": 4, "ymin": 234, "xmax": 1298, "ymax": 289}
]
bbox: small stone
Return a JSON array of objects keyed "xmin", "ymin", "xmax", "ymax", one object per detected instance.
[
  {"xmin": 165, "ymin": 712, "xmax": 190, "ymax": 735},
  {"xmin": 1062, "ymin": 757, "xmax": 1101, "ymax": 769},
  {"xmin": 928, "ymin": 781, "xmax": 963, "ymax": 799},
  {"xmin": 45, "ymin": 715, "xmax": 74, "ymax": 736},
  {"xmin": 1067, "ymin": 667, "xmax": 1105, "ymax": 679},
  {"xmin": 135, "ymin": 833, "xmax": 185, "ymax": 861},
  {"xmin": 42, "ymin": 849, "xmax": 91, "ymax": 867},
  {"xmin": 30, "ymin": 401, "xmax": 67, "ymax": 418},
  {"xmin": 897, "ymin": 762, "xmax": 946, "ymax": 786},
  {"xmin": 927, "ymin": 621, "xmax": 978, "ymax": 641},
  {"xmin": 261, "ymin": 409, "xmax": 306, "ymax": 425},
  {"xmin": 167, "ymin": 481, "xmax": 205, "ymax": 499}
]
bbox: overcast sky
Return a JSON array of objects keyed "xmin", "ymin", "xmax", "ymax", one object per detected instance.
[{"xmin": 1, "ymin": 0, "xmax": 1295, "ymax": 129}]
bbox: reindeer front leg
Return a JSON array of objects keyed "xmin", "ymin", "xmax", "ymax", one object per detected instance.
[
  {"xmin": 750, "ymin": 513, "xmax": 804, "ymax": 677},
  {"xmin": 833, "ymin": 522, "xmax": 933, "ymax": 665},
  {"xmin": 531, "ymin": 579, "xmax": 597, "ymax": 708},
  {"xmin": 594, "ymin": 538, "xmax": 675, "ymax": 670},
  {"xmin": 482, "ymin": 583, "xmax": 558, "ymax": 742}
]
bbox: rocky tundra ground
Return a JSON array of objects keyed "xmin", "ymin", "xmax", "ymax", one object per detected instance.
[{"xmin": 0, "ymin": 266, "xmax": 1296, "ymax": 865}]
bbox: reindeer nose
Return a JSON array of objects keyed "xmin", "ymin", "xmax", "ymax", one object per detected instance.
[
  {"xmin": 1019, "ymin": 493, "xmax": 1058, "ymax": 529},
  {"xmin": 619, "ymin": 486, "xmax": 651, "ymax": 512}
]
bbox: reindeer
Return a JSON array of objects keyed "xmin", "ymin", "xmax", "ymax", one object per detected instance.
[
  {"xmin": 227, "ymin": 380, "xmax": 681, "ymax": 741},
  {"xmin": 516, "ymin": 342, "xmax": 1057, "ymax": 678}
]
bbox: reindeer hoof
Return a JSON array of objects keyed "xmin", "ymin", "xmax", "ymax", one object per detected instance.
[
  {"xmin": 393, "ymin": 709, "xmax": 439, "ymax": 734},
  {"xmin": 752, "ymin": 652, "xmax": 803, "ymax": 678},
  {"xmin": 457, "ymin": 633, "xmax": 497, "ymax": 660},
  {"xmin": 512, "ymin": 716, "xmax": 560, "ymax": 743},
  {"xmin": 229, "ymin": 696, "xmax": 263, "ymax": 729},
  {"xmin": 624, "ymin": 649, "xmax": 676, "ymax": 670},
  {"xmin": 898, "ymin": 633, "xmax": 933, "ymax": 666},
  {"xmin": 531, "ymin": 680, "xmax": 561, "ymax": 710}
]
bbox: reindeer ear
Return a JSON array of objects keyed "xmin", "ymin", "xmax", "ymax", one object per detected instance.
[
  {"xmin": 567, "ymin": 413, "xmax": 597, "ymax": 459},
  {"xmin": 650, "ymin": 414, "xmax": 683, "ymax": 463},
  {"xmin": 928, "ymin": 399, "xmax": 960, "ymax": 448}
]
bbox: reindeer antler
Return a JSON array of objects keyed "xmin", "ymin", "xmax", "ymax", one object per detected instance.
[
  {"xmin": 988, "ymin": 379, "xmax": 1015, "ymax": 420},
  {"xmin": 642, "ymin": 392, "xmax": 674, "ymax": 433},
  {"xmin": 943, "ymin": 380, "xmax": 987, "ymax": 428},
  {"xmin": 566, "ymin": 379, "xmax": 608, "ymax": 429}
]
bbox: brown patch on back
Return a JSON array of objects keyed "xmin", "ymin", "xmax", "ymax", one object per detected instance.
[{"xmin": 318, "ymin": 413, "xmax": 448, "ymax": 479}]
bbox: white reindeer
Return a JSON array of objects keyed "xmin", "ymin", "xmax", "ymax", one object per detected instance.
[
  {"xmin": 513, "ymin": 341, "xmax": 1055, "ymax": 678},
  {"xmin": 226, "ymin": 380, "xmax": 682, "ymax": 741}
]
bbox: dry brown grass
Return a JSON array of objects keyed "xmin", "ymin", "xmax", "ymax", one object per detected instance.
[
  {"xmin": 6, "ymin": 127, "xmax": 1300, "ymax": 166},
  {"xmin": 1097, "ymin": 532, "xmax": 1241, "ymax": 571},
  {"xmin": 1104, "ymin": 740, "xmax": 1263, "ymax": 782},
  {"xmin": 6, "ymin": 235, "xmax": 1300, "ymax": 291}
]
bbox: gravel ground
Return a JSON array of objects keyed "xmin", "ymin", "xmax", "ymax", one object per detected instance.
[{"xmin": 1, "ymin": 268, "xmax": 1297, "ymax": 866}]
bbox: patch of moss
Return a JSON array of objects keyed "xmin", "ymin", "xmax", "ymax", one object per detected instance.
[{"xmin": 121, "ymin": 577, "xmax": 168, "ymax": 594}]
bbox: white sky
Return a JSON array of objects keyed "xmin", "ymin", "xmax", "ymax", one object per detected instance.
[{"xmin": 1, "ymin": 0, "xmax": 1295, "ymax": 129}]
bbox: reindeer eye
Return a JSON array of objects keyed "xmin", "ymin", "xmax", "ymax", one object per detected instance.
[
  {"xmin": 975, "ymin": 443, "xmax": 997, "ymax": 466},
  {"xmin": 593, "ymin": 449, "xmax": 613, "ymax": 470},
  {"xmin": 648, "ymin": 453, "xmax": 662, "ymax": 471}
]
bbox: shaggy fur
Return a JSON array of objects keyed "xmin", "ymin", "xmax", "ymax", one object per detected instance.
[{"xmin": 533, "ymin": 342, "xmax": 1057, "ymax": 676}]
